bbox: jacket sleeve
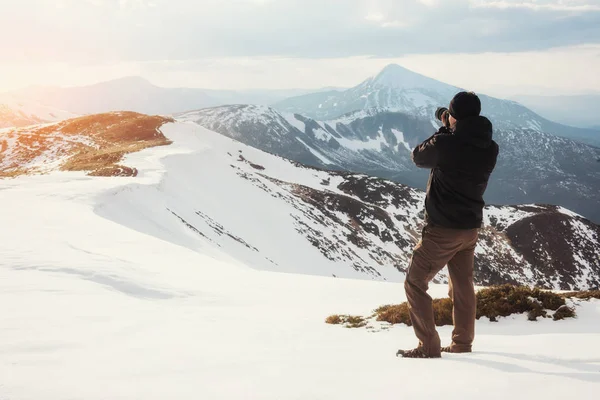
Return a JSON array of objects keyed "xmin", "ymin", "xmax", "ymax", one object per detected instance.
[{"xmin": 411, "ymin": 128, "xmax": 449, "ymax": 169}]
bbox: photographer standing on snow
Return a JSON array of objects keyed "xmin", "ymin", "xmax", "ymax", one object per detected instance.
[{"xmin": 397, "ymin": 92, "xmax": 499, "ymax": 359}]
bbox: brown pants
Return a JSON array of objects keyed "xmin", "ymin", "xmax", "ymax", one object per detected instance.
[{"xmin": 404, "ymin": 224, "xmax": 479, "ymax": 357}]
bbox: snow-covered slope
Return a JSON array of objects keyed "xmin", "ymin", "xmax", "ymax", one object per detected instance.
[
  {"xmin": 182, "ymin": 105, "xmax": 600, "ymax": 223},
  {"xmin": 0, "ymin": 93, "xmax": 76, "ymax": 128},
  {"xmin": 1, "ymin": 117, "xmax": 600, "ymax": 399}
]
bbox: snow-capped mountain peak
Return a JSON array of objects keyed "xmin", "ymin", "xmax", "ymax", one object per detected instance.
[{"xmin": 366, "ymin": 64, "xmax": 459, "ymax": 93}]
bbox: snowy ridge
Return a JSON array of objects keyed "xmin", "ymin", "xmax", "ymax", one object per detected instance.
[{"xmin": 97, "ymin": 121, "xmax": 425, "ymax": 282}]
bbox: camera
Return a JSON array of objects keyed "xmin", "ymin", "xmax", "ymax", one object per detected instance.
[{"xmin": 435, "ymin": 107, "xmax": 449, "ymax": 122}]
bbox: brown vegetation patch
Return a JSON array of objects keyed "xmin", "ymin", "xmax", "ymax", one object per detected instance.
[
  {"xmin": 0, "ymin": 112, "xmax": 172, "ymax": 178},
  {"xmin": 476, "ymin": 284, "xmax": 566, "ymax": 321},
  {"xmin": 328, "ymin": 285, "xmax": 582, "ymax": 329},
  {"xmin": 325, "ymin": 315, "xmax": 367, "ymax": 328},
  {"xmin": 560, "ymin": 290, "xmax": 600, "ymax": 300}
]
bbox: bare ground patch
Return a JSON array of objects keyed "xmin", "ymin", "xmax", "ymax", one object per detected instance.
[{"xmin": 0, "ymin": 112, "xmax": 173, "ymax": 178}]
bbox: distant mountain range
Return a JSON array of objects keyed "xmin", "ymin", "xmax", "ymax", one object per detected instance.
[
  {"xmin": 512, "ymin": 93, "xmax": 600, "ymax": 131},
  {"xmin": 4, "ymin": 78, "xmax": 335, "ymax": 119},
  {"xmin": 3, "ymin": 68, "xmax": 598, "ymax": 147}
]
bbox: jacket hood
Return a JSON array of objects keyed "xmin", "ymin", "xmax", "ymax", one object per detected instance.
[{"xmin": 453, "ymin": 116, "xmax": 493, "ymax": 148}]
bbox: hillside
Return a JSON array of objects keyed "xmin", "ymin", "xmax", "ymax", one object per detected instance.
[
  {"xmin": 0, "ymin": 112, "xmax": 172, "ymax": 177},
  {"xmin": 2, "ymin": 113, "xmax": 598, "ymax": 289},
  {"xmin": 1, "ymin": 113, "xmax": 599, "ymax": 399}
]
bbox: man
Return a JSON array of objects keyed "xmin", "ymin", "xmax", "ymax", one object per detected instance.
[{"xmin": 397, "ymin": 91, "xmax": 499, "ymax": 359}]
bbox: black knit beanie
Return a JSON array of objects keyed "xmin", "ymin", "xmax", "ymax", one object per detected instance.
[{"xmin": 448, "ymin": 92, "xmax": 481, "ymax": 120}]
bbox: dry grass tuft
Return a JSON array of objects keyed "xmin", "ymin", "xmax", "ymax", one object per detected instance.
[
  {"xmin": 331, "ymin": 285, "xmax": 585, "ymax": 329},
  {"xmin": 374, "ymin": 304, "xmax": 411, "ymax": 325},
  {"xmin": 560, "ymin": 290, "xmax": 600, "ymax": 300},
  {"xmin": 553, "ymin": 305, "xmax": 576, "ymax": 320},
  {"xmin": 476, "ymin": 284, "xmax": 566, "ymax": 321},
  {"xmin": 374, "ymin": 298, "xmax": 454, "ymax": 326},
  {"xmin": 325, "ymin": 314, "xmax": 367, "ymax": 328}
]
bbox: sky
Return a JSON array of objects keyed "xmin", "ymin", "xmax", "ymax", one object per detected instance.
[{"xmin": 0, "ymin": 0, "xmax": 599, "ymax": 97}]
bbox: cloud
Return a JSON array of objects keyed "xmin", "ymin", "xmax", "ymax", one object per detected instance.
[
  {"xmin": 470, "ymin": 0, "xmax": 600, "ymax": 11},
  {"xmin": 0, "ymin": 0, "xmax": 598, "ymax": 62}
]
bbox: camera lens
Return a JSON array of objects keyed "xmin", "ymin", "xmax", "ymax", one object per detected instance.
[{"xmin": 435, "ymin": 107, "xmax": 448, "ymax": 121}]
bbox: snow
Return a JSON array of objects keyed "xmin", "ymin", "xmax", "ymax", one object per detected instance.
[
  {"xmin": 1, "ymin": 121, "xmax": 600, "ymax": 399},
  {"xmin": 484, "ymin": 205, "xmax": 539, "ymax": 230},
  {"xmin": 557, "ymin": 206, "xmax": 584, "ymax": 219},
  {"xmin": 370, "ymin": 64, "xmax": 459, "ymax": 95},
  {"xmin": 295, "ymin": 137, "xmax": 334, "ymax": 165},
  {"xmin": 568, "ymin": 218, "xmax": 600, "ymax": 289},
  {"xmin": 178, "ymin": 105, "xmax": 291, "ymax": 137},
  {"xmin": 335, "ymin": 127, "xmax": 389, "ymax": 152},
  {"xmin": 327, "ymin": 109, "xmax": 374, "ymax": 125},
  {"xmin": 401, "ymin": 89, "xmax": 437, "ymax": 109},
  {"xmin": 93, "ymin": 122, "xmax": 412, "ymax": 282},
  {"xmin": 525, "ymin": 119, "xmax": 543, "ymax": 132},
  {"xmin": 281, "ymin": 112, "xmax": 306, "ymax": 132},
  {"xmin": 391, "ymin": 128, "xmax": 412, "ymax": 151},
  {"xmin": 312, "ymin": 126, "xmax": 333, "ymax": 142},
  {"xmin": 0, "ymin": 125, "xmax": 100, "ymax": 173}
]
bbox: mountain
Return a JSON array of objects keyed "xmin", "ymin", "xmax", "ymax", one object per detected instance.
[
  {"xmin": 274, "ymin": 64, "xmax": 600, "ymax": 147},
  {"xmin": 7, "ymin": 78, "xmax": 339, "ymax": 117},
  {"xmin": 12, "ymin": 77, "xmax": 218, "ymax": 116},
  {"xmin": 180, "ymin": 104, "xmax": 600, "ymax": 223},
  {"xmin": 2, "ymin": 112, "xmax": 599, "ymax": 289},
  {"xmin": 0, "ymin": 93, "xmax": 77, "ymax": 128},
  {"xmin": 512, "ymin": 94, "xmax": 600, "ymax": 130}
]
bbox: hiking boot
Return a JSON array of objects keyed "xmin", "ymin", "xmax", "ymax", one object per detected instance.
[
  {"xmin": 396, "ymin": 348, "xmax": 441, "ymax": 358},
  {"xmin": 441, "ymin": 345, "xmax": 472, "ymax": 353}
]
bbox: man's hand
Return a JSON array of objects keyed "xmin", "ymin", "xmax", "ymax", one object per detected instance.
[{"xmin": 442, "ymin": 111, "xmax": 450, "ymax": 128}]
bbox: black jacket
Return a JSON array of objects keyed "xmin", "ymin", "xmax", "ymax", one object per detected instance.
[{"xmin": 411, "ymin": 116, "xmax": 499, "ymax": 229}]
